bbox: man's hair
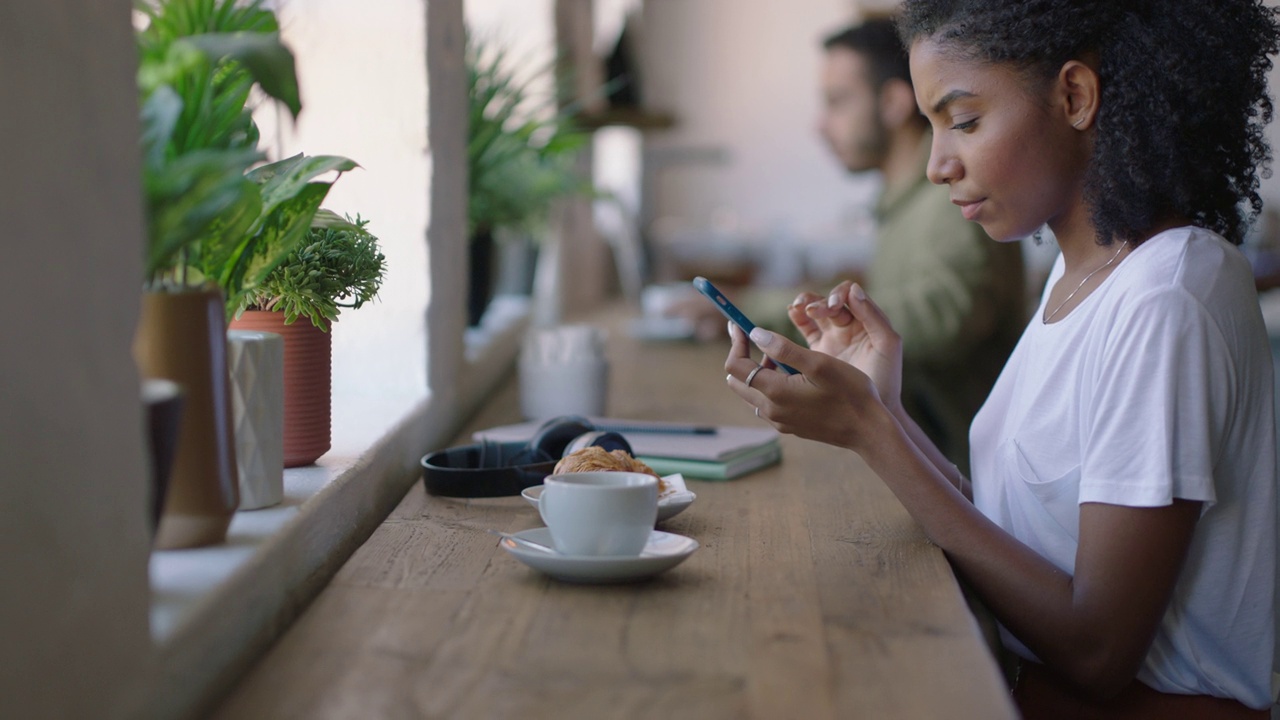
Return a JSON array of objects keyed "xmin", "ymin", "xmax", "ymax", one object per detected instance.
[{"xmin": 822, "ymin": 19, "xmax": 912, "ymax": 90}]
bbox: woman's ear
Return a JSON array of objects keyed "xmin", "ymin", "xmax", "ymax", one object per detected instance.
[
  {"xmin": 878, "ymin": 78, "xmax": 921, "ymax": 130},
  {"xmin": 1059, "ymin": 60, "xmax": 1100, "ymax": 130}
]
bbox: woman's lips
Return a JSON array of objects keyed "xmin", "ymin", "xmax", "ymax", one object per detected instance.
[{"xmin": 954, "ymin": 198, "xmax": 984, "ymax": 221}]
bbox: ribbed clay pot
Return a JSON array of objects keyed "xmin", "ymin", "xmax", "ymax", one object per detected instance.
[
  {"xmin": 229, "ymin": 310, "xmax": 331, "ymax": 467},
  {"xmin": 134, "ymin": 288, "xmax": 239, "ymax": 549}
]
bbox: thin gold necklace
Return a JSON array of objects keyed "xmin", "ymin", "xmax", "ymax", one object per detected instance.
[{"xmin": 1044, "ymin": 241, "xmax": 1128, "ymax": 323}]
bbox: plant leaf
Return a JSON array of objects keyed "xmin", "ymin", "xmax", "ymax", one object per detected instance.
[{"xmin": 177, "ymin": 32, "xmax": 301, "ymax": 118}]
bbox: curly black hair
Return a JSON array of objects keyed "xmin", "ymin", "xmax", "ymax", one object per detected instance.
[{"xmin": 897, "ymin": 0, "xmax": 1280, "ymax": 247}]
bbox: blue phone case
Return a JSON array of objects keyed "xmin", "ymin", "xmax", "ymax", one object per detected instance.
[{"xmin": 692, "ymin": 276, "xmax": 799, "ymax": 375}]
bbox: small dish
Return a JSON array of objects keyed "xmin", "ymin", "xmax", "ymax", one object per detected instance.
[
  {"xmin": 522, "ymin": 474, "xmax": 696, "ymax": 523},
  {"xmin": 498, "ymin": 528, "xmax": 699, "ymax": 583}
]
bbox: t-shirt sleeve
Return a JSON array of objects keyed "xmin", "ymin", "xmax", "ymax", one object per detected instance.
[{"xmin": 1079, "ymin": 288, "xmax": 1229, "ymax": 508}]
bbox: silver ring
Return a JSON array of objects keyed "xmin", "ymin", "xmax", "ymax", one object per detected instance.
[
  {"xmin": 744, "ymin": 364, "xmax": 764, "ymax": 388},
  {"xmin": 755, "ymin": 406, "xmax": 761, "ymax": 418}
]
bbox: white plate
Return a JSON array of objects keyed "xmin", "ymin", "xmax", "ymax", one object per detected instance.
[
  {"xmin": 522, "ymin": 476, "xmax": 696, "ymax": 523},
  {"xmin": 498, "ymin": 528, "xmax": 699, "ymax": 583}
]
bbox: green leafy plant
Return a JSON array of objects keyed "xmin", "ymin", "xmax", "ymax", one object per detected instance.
[
  {"xmin": 189, "ymin": 152, "xmax": 360, "ymax": 316},
  {"xmin": 235, "ymin": 212, "xmax": 386, "ymax": 331},
  {"xmin": 136, "ymin": 0, "xmax": 357, "ymax": 317},
  {"xmin": 467, "ymin": 30, "xmax": 594, "ymax": 238},
  {"xmin": 136, "ymin": 0, "xmax": 298, "ymax": 285}
]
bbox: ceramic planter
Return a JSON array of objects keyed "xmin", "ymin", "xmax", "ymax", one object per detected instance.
[
  {"xmin": 227, "ymin": 330, "xmax": 285, "ymax": 508},
  {"xmin": 134, "ymin": 288, "xmax": 239, "ymax": 549},
  {"xmin": 229, "ymin": 310, "xmax": 331, "ymax": 467}
]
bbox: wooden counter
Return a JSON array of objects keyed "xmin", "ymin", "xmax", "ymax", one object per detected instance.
[{"xmin": 212, "ymin": 313, "xmax": 1015, "ymax": 719}]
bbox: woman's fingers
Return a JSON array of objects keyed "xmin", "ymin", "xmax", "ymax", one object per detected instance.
[
  {"xmin": 801, "ymin": 281, "xmax": 853, "ymax": 325},
  {"xmin": 725, "ymin": 323, "xmax": 758, "ymax": 380},
  {"xmin": 842, "ymin": 283, "xmax": 898, "ymax": 348},
  {"xmin": 787, "ymin": 291, "xmax": 824, "ymax": 345}
]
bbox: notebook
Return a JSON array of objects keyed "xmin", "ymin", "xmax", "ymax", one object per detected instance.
[{"xmin": 473, "ymin": 417, "xmax": 781, "ymax": 463}]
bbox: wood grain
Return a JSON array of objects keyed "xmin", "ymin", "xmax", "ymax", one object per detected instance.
[{"xmin": 213, "ymin": 309, "xmax": 1015, "ymax": 720}]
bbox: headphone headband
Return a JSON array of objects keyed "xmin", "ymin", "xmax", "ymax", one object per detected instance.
[{"xmin": 419, "ymin": 416, "xmax": 635, "ymax": 498}]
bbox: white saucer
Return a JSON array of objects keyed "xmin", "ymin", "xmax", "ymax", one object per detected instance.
[
  {"xmin": 521, "ymin": 484, "xmax": 696, "ymax": 523},
  {"xmin": 499, "ymin": 528, "xmax": 699, "ymax": 584}
]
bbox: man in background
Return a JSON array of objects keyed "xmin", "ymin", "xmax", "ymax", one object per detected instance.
[
  {"xmin": 671, "ymin": 19, "xmax": 1024, "ymax": 474},
  {"xmin": 814, "ymin": 19, "xmax": 1024, "ymax": 474}
]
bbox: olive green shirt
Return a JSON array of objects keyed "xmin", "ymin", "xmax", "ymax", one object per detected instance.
[
  {"xmin": 868, "ymin": 137, "xmax": 1025, "ymax": 473},
  {"xmin": 738, "ymin": 137, "xmax": 1023, "ymax": 473}
]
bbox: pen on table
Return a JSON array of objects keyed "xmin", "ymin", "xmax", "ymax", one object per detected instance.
[{"xmin": 595, "ymin": 423, "xmax": 718, "ymax": 435}]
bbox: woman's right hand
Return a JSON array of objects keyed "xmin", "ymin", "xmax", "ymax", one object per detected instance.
[{"xmin": 787, "ymin": 281, "xmax": 905, "ymax": 416}]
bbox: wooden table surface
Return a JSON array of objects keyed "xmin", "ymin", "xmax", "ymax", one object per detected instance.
[{"xmin": 213, "ymin": 314, "xmax": 1016, "ymax": 720}]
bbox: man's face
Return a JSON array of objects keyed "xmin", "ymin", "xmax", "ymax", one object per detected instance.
[{"xmin": 817, "ymin": 47, "xmax": 889, "ymax": 173}]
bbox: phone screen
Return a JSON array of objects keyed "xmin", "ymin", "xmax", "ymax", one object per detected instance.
[{"xmin": 692, "ymin": 276, "xmax": 799, "ymax": 375}]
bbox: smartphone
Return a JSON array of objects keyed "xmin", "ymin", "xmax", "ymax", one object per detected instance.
[{"xmin": 692, "ymin": 276, "xmax": 799, "ymax": 375}]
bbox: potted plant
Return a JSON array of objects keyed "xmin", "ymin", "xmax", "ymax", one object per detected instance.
[
  {"xmin": 229, "ymin": 212, "xmax": 387, "ymax": 467},
  {"xmin": 466, "ymin": 30, "xmax": 594, "ymax": 325},
  {"xmin": 134, "ymin": 0, "xmax": 303, "ymax": 548}
]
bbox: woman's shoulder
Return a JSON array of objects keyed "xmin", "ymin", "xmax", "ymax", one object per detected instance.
[
  {"xmin": 1116, "ymin": 226, "xmax": 1254, "ymax": 302},
  {"xmin": 1097, "ymin": 226, "xmax": 1265, "ymax": 345}
]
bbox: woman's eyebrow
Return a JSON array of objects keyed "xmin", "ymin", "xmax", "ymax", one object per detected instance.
[{"xmin": 932, "ymin": 89, "xmax": 977, "ymax": 114}]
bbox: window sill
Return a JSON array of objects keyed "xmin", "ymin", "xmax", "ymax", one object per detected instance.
[{"xmin": 145, "ymin": 299, "xmax": 529, "ymax": 719}]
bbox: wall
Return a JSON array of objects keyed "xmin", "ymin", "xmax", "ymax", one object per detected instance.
[
  {"xmin": 262, "ymin": 0, "xmax": 433, "ymax": 453},
  {"xmin": 639, "ymin": 0, "xmax": 878, "ymax": 264},
  {"xmin": 0, "ymin": 1, "xmax": 153, "ymax": 718}
]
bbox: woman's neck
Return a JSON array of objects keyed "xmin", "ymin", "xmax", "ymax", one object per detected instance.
[{"xmin": 1051, "ymin": 208, "xmax": 1188, "ymax": 273}]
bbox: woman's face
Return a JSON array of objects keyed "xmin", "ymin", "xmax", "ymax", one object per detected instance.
[{"xmin": 908, "ymin": 38, "xmax": 1087, "ymax": 242}]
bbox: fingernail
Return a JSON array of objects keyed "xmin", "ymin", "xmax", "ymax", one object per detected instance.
[
  {"xmin": 806, "ymin": 301, "xmax": 823, "ymax": 313},
  {"xmin": 749, "ymin": 328, "xmax": 775, "ymax": 346},
  {"xmin": 852, "ymin": 283, "xmax": 866, "ymax": 301},
  {"xmin": 726, "ymin": 374, "xmax": 733, "ymax": 384},
  {"xmin": 827, "ymin": 294, "xmax": 841, "ymax": 308},
  {"xmin": 791, "ymin": 293, "xmax": 808, "ymax": 307},
  {"xmin": 727, "ymin": 320, "xmax": 736, "ymax": 337}
]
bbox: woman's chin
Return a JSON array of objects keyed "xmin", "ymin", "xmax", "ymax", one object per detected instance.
[{"xmin": 982, "ymin": 221, "xmax": 1043, "ymax": 244}]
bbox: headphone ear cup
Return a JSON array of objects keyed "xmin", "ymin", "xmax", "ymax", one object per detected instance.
[
  {"xmin": 564, "ymin": 430, "xmax": 633, "ymax": 457},
  {"xmin": 527, "ymin": 415, "xmax": 597, "ymax": 461}
]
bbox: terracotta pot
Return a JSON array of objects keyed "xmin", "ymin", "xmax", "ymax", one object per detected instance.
[
  {"xmin": 229, "ymin": 310, "xmax": 331, "ymax": 467},
  {"xmin": 134, "ymin": 288, "xmax": 239, "ymax": 549}
]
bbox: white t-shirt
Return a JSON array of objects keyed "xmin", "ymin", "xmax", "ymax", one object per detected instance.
[{"xmin": 970, "ymin": 226, "xmax": 1277, "ymax": 709}]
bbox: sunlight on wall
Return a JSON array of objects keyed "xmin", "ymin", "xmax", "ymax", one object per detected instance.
[{"xmin": 258, "ymin": 0, "xmax": 431, "ymax": 453}]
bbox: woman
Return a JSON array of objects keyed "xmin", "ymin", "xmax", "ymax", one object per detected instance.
[{"xmin": 724, "ymin": 1, "xmax": 1280, "ymax": 716}]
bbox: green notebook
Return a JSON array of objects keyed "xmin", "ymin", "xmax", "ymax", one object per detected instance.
[{"xmin": 639, "ymin": 441, "xmax": 781, "ymax": 481}]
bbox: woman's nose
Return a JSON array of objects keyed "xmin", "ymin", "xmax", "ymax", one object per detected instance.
[{"xmin": 926, "ymin": 140, "xmax": 962, "ymax": 186}]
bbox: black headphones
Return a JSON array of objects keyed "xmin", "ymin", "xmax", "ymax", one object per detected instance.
[{"xmin": 420, "ymin": 415, "xmax": 634, "ymax": 498}]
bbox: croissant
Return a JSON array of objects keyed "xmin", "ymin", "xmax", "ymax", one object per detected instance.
[{"xmin": 554, "ymin": 446, "xmax": 669, "ymax": 493}]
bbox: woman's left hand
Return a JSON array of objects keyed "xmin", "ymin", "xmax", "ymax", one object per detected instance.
[{"xmin": 723, "ymin": 323, "xmax": 891, "ymax": 453}]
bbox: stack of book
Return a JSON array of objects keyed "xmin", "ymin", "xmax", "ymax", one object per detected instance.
[{"xmin": 473, "ymin": 417, "xmax": 781, "ymax": 481}]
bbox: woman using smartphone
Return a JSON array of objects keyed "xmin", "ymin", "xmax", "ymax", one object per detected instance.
[{"xmin": 725, "ymin": 1, "xmax": 1280, "ymax": 716}]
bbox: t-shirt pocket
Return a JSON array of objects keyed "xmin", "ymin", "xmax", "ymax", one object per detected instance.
[{"xmin": 1006, "ymin": 438, "xmax": 1083, "ymax": 565}]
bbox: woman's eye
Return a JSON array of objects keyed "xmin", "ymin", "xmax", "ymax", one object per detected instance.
[{"xmin": 951, "ymin": 118, "xmax": 977, "ymax": 131}]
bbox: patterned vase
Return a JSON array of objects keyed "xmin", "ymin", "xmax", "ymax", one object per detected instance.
[{"xmin": 227, "ymin": 330, "xmax": 285, "ymax": 509}]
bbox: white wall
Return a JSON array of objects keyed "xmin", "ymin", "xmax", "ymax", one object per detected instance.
[
  {"xmin": 0, "ymin": 1, "xmax": 153, "ymax": 717},
  {"xmin": 262, "ymin": 0, "xmax": 433, "ymax": 452},
  {"xmin": 639, "ymin": 0, "xmax": 878, "ymax": 251}
]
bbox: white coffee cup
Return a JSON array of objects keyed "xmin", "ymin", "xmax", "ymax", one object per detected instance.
[
  {"xmin": 519, "ymin": 324, "xmax": 609, "ymax": 419},
  {"xmin": 519, "ymin": 357, "xmax": 608, "ymax": 419},
  {"xmin": 538, "ymin": 471, "xmax": 659, "ymax": 556}
]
